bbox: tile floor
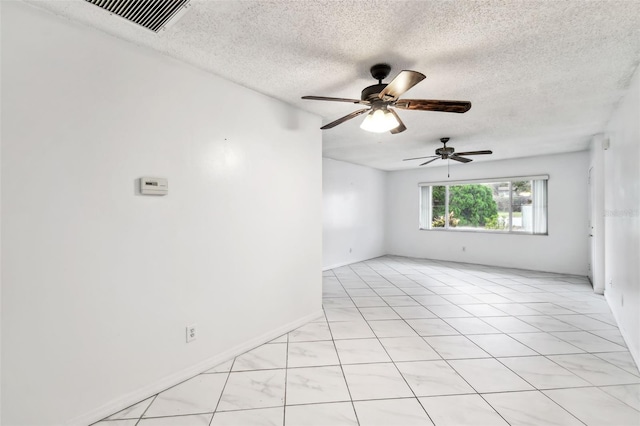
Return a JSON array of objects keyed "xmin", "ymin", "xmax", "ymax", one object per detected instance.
[{"xmin": 95, "ymin": 256, "xmax": 640, "ymax": 426}]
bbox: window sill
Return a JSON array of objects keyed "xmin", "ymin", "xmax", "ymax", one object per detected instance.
[{"xmin": 418, "ymin": 227, "xmax": 548, "ymax": 236}]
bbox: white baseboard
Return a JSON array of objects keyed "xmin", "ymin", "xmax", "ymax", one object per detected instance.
[
  {"xmin": 604, "ymin": 292, "xmax": 640, "ymax": 370},
  {"xmin": 70, "ymin": 309, "xmax": 323, "ymax": 426},
  {"xmin": 322, "ymin": 255, "xmax": 384, "ymax": 271}
]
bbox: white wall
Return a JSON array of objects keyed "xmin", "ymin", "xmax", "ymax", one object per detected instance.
[
  {"xmin": 1, "ymin": 3, "xmax": 322, "ymax": 425},
  {"xmin": 588, "ymin": 134, "xmax": 606, "ymax": 294},
  {"xmin": 603, "ymin": 64, "xmax": 640, "ymax": 366},
  {"xmin": 386, "ymin": 151, "xmax": 589, "ymax": 275},
  {"xmin": 323, "ymin": 158, "xmax": 386, "ymax": 269}
]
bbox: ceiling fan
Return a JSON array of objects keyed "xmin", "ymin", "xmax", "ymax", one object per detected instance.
[
  {"xmin": 301, "ymin": 63, "xmax": 471, "ymax": 134},
  {"xmin": 403, "ymin": 138, "xmax": 493, "ymax": 166}
]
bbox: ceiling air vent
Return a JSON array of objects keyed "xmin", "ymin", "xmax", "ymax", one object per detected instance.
[{"xmin": 85, "ymin": 0, "xmax": 191, "ymax": 33}]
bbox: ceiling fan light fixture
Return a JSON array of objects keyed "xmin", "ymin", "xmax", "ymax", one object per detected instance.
[{"xmin": 360, "ymin": 108, "xmax": 400, "ymax": 133}]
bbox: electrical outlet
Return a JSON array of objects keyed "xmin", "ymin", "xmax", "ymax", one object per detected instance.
[
  {"xmin": 349, "ymin": 248, "xmax": 352, "ymax": 253},
  {"xmin": 621, "ymin": 294, "xmax": 624, "ymax": 307},
  {"xmin": 462, "ymin": 246, "xmax": 466, "ymax": 252},
  {"xmin": 186, "ymin": 324, "xmax": 198, "ymax": 343}
]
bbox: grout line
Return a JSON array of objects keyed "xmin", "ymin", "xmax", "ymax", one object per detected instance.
[
  {"xmin": 208, "ymin": 356, "xmax": 236, "ymax": 425},
  {"xmin": 133, "ymin": 394, "xmax": 158, "ymax": 425}
]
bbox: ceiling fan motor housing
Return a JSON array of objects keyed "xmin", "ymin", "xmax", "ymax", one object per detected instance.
[
  {"xmin": 361, "ymin": 84, "xmax": 387, "ymax": 101},
  {"xmin": 436, "ymin": 147, "xmax": 455, "ymax": 156}
]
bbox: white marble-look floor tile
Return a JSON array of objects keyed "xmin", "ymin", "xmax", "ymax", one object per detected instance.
[
  {"xmin": 368, "ymin": 319, "xmax": 419, "ymax": 337},
  {"xmin": 138, "ymin": 414, "xmax": 213, "ymax": 426},
  {"xmin": 473, "ymin": 293, "xmax": 512, "ymax": 304},
  {"xmin": 589, "ymin": 328, "xmax": 627, "ymax": 346},
  {"xmin": 285, "ymin": 402, "xmax": 358, "ymax": 426},
  {"xmin": 467, "ymin": 334, "xmax": 537, "ymax": 357},
  {"xmin": 412, "ymin": 295, "xmax": 453, "ymax": 306},
  {"xmin": 481, "ymin": 316, "xmax": 540, "ymax": 333},
  {"xmin": 483, "ymin": 390, "xmax": 583, "ymax": 426},
  {"xmin": 288, "ymin": 321, "xmax": 332, "ymax": 342},
  {"xmin": 285, "ymin": 366, "xmax": 351, "ymax": 405},
  {"xmin": 379, "ymin": 336, "xmax": 441, "ymax": 362},
  {"xmin": 427, "ymin": 305, "xmax": 474, "ymax": 318},
  {"xmin": 144, "ymin": 374, "xmax": 227, "ymax": 418},
  {"xmin": 492, "ymin": 303, "xmax": 545, "ymax": 316},
  {"xmin": 310, "ymin": 313, "xmax": 328, "ymax": 323},
  {"xmin": 354, "ymin": 398, "xmax": 434, "ymax": 426},
  {"xmin": 359, "ymin": 306, "xmax": 401, "ymax": 321},
  {"xmin": 396, "ymin": 360, "xmax": 475, "ymax": 397},
  {"xmin": 594, "ymin": 351, "xmax": 640, "ymax": 376},
  {"xmin": 553, "ymin": 314, "xmax": 617, "ymax": 331},
  {"xmin": 551, "ymin": 331, "xmax": 627, "ymax": 352},
  {"xmin": 217, "ymin": 369, "xmax": 286, "ymax": 411},
  {"xmin": 544, "ymin": 387, "xmax": 640, "ymax": 426},
  {"xmin": 402, "ymin": 287, "xmax": 436, "ymax": 296},
  {"xmin": 406, "ymin": 318, "xmax": 459, "ymax": 336},
  {"xmin": 322, "ymin": 298, "xmax": 356, "ymax": 308},
  {"xmin": 443, "ymin": 294, "xmax": 482, "ymax": 305},
  {"xmin": 515, "ymin": 315, "xmax": 580, "ymax": 332},
  {"xmin": 374, "ymin": 287, "xmax": 407, "ymax": 296},
  {"xmin": 324, "ymin": 307, "xmax": 364, "ymax": 322},
  {"xmin": 334, "ymin": 338, "xmax": 392, "ymax": 364},
  {"xmin": 287, "ymin": 341, "xmax": 339, "ymax": 368},
  {"xmin": 392, "ymin": 306, "xmax": 437, "ymax": 319},
  {"xmin": 210, "ymin": 407, "xmax": 283, "ymax": 426},
  {"xmin": 350, "ymin": 296, "xmax": 387, "ymax": 307},
  {"xmin": 382, "ymin": 295, "xmax": 421, "ymax": 306},
  {"xmin": 95, "ymin": 420, "xmax": 137, "ymax": 426},
  {"xmin": 323, "ymin": 288, "xmax": 349, "ymax": 298},
  {"xmin": 423, "ymin": 335, "xmax": 490, "ymax": 359},
  {"xmin": 443, "ymin": 317, "xmax": 500, "ymax": 334},
  {"xmin": 555, "ymin": 300, "xmax": 612, "ymax": 314},
  {"xmin": 497, "ymin": 356, "xmax": 590, "ymax": 389},
  {"xmin": 342, "ymin": 363, "xmax": 414, "ymax": 400},
  {"xmin": 328, "ymin": 320, "xmax": 375, "ymax": 340},
  {"xmin": 204, "ymin": 359, "xmax": 234, "ymax": 374},
  {"xmin": 419, "ymin": 394, "xmax": 508, "ymax": 426},
  {"xmin": 459, "ymin": 304, "xmax": 509, "ymax": 317},
  {"xmin": 509, "ymin": 332, "xmax": 584, "ymax": 355},
  {"xmin": 587, "ymin": 312, "xmax": 618, "ymax": 326},
  {"xmin": 106, "ymin": 396, "xmax": 154, "ymax": 420},
  {"xmin": 345, "ymin": 288, "xmax": 377, "ymax": 297},
  {"xmin": 232, "ymin": 343, "xmax": 287, "ymax": 371},
  {"xmin": 522, "ymin": 302, "xmax": 577, "ymax": 315},
  {"xmin": 448, "ymin": 358, "xmax": 534, "ymax": 393},
  {"xmin": 548, "ymin": 354, "xmax": 640, "ymax": 386},
  {"xmin": 600, "ymin": 384, "xmax": 640, "ymax": 411}
]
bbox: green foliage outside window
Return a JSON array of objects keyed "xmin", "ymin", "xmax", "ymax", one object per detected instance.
[
  {"xmin": 432, "ymin": 184, "xmax": 499, "ymax": 227},
  {"xmin": 432, "ymin": 211, "xmax": 460, "ymax": 228}
]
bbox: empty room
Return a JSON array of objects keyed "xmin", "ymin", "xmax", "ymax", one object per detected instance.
[{"xmin": 1, "ymin": 1, "xmax": 639, "ymax": 425}]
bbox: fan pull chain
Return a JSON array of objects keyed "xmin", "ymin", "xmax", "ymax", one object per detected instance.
[{"xmin": 448, "ymin": 159, "xmax": 450, "ymax": 178}]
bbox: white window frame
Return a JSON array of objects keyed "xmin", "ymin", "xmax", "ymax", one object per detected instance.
[{"xmin": 418, "ymin": 175, "xmax": 549, "ymax": 235}]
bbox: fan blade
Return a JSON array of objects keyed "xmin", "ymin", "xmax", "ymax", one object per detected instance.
[
  {"xmin": 320, "ymin": 108, "xmax": 369, "ymax": 129},
  {"xmin": 302, "ymin": 96, "xmax": 370, "ymax": 105},
  {"xmin": 450, "ymin": 155, "xmax": 473, "ymax": 163},
  {"xmin": 419, "ymin": 157, "xmax": 440, "ymax": 166},
  {"xmin": 379, "ymin": 70, "xmax": 426, "ymax": 101},
  {"xmin": 388, "ymin": 109, "xmax": 406, "ymax": 134},
  {"xmin": 395, "ymin": 99, "xmax": 472, "ymax": 113},
  {"xmin": 453, "ymin": 150, "xmax": 492, "ymax": 156},
  {"xmin": 403, "ymin": 155, "xmax": 438, "ymax": 161}
]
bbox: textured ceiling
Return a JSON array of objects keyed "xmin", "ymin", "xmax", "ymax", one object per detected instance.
[{"xmin": 26, "ymin": 0, "xmax": 640, "ymax": 171}]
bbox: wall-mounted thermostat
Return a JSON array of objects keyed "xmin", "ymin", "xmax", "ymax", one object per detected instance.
[{"xmin": 140, "ymin": 177, "xmax": 168, "ymax": 195}]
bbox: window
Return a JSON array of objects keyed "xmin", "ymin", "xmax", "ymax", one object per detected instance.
[{"xmin": 419, "ymin": 176, "xmax": 548, "ymax": 234}]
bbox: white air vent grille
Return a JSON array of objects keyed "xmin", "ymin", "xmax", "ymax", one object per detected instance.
[{"xmin": 85, "ymin": 0, "xmax": 190, "ymax": 32}]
